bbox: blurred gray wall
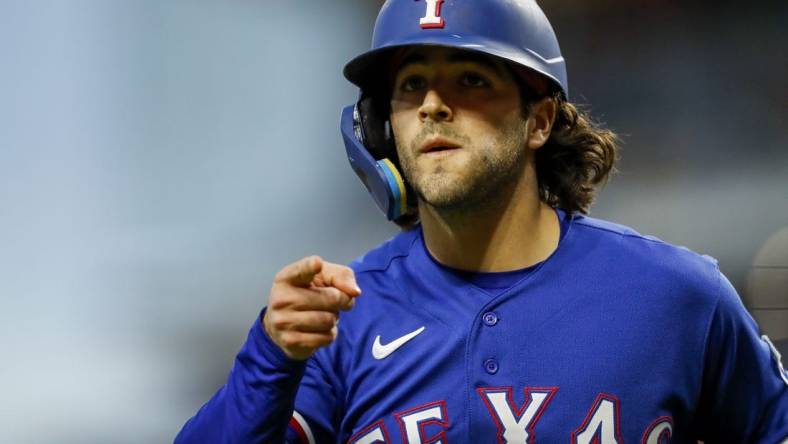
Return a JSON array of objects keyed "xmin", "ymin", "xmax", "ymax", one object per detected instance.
[{"xmin": 0, "ymin": 1, "xmax": 785, "ymax": 442}]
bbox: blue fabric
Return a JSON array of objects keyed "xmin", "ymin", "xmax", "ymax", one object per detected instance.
[
  {"xmin": 443, "ymin": 263, "xmax": 540, "ymax": 295},
  {"xmin": 175, "ymin": 210, "xmax": 788, "ymax": 443}
]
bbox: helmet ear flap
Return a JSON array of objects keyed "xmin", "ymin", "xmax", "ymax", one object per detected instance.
[
  {"xmin": 357, "ymin": 95, "xmax": 396, "ymax": 160},
  {"xmin": 357, "ymin": 94, "xmax": 417, "ymax": 221},
  {"xmin": 340, "ymin": 96, "xmax": 413, "ymax": 222}
]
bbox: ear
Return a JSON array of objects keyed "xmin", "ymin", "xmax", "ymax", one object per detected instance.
[{"xmin": 526, "ymin": 97, "xmax": 557, "ymax": 150}]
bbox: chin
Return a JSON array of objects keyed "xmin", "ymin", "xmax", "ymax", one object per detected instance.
[{"xmin": 415, "ymin": 177, "xmax": 480, "ymax": 209}]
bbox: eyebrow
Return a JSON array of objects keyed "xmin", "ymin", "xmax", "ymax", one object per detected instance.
[{"xmin": 396, "ymin": 51, "xmax": 506, "ymax": 77}]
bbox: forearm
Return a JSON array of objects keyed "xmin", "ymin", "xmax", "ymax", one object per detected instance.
[{"xmin": 175, "ymin": 312, "xmax": 307, "ymax": 444}]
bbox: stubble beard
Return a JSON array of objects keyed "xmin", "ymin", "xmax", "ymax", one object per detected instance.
[{"xmin": 398, "ymin": 117, "xmax": 530, "ymax": 214}]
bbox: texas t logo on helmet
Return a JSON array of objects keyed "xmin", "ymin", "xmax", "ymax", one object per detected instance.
[{"xmin": 419, "ymin": 0, "xmax": 445, "ymax": 29}]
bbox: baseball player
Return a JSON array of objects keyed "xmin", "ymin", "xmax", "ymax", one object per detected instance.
[{"xmin": 176, "ymin": 1, "xmax": 788, "ymax": 442}]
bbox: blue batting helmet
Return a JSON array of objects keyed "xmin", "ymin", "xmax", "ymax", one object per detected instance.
[{"xmin": 340, "ymin": 0, "xmax": 567, "ymax": 221}]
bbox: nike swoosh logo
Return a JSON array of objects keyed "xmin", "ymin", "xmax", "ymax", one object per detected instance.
[{"xmin": 371, "ymin": 326, "xmax": 426, "ymax": 360}]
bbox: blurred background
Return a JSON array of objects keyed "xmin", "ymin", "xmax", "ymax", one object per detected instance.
[{"xmin": 1, "ymin": 0, "xmax": 785, "ymax": 442}]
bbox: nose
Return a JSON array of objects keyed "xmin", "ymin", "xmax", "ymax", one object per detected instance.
[{"xmin": 418, "ymin": 89, "xmax": 453, "ymax": 122}]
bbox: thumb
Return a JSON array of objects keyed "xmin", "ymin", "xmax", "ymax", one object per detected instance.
[{"xmin": 317, "ymin": 262, "xmax": 362, "ymax": 297}]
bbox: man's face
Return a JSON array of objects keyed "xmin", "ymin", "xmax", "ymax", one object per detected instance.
[{"xmin": 389, "ymin": 47, "xmax": 529, "ymax": 211}]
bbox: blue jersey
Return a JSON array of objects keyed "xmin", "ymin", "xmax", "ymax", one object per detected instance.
[{"xmin": 176, "ymin": 210, "xmax": 788, "ymax": 443}]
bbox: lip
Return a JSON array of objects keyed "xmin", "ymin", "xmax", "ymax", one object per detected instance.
[{"xmin": 419, "ymin": 137, "xmax": 462, "ymax": 154}]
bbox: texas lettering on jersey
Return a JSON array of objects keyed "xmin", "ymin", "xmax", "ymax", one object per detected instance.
[{"xmin": 346, "ymin": 389, "xmax": 672, "ymax": 444}]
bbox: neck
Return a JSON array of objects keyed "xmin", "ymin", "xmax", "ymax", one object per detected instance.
[{"xmin": 418, "ymin": 169, "xmax": 560, "ymax": 272}]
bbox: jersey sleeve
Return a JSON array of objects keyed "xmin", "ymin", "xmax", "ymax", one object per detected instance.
[
  {"xmin": 693, "ymin": 271, "xmax": 788, "ymax": 443},
  {"xmin": 174, "ymin": 309, "xmax": 340, "ymax": 444},
  {"xmin": 284, "ymin": 350, "xmax": 346, "ymax": 444}
]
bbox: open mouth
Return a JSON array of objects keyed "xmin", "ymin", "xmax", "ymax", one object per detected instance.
[
  {"xmin": 421, "ymin": 138, "xmax": 461, "ymax": 154},
  {"xmin": 426, "ymin": 145, "xmax": 456, "ymax": 153}
]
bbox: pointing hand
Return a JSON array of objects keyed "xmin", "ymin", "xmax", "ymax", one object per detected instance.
[{"xmin": 263, "ymin": 256, "xmax": 361, "ymax": 360}]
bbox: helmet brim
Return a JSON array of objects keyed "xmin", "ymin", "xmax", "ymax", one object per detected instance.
[{"xmin": 343, "ymin": 37, "xmax": 568, "ymax": 98}]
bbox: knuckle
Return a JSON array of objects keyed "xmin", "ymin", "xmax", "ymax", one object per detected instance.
[
  {"xmin": 328, "ymin": 288, "xmax": 343, "ymax": 305},
  {"xmin": 270, "ymin": 313, "xmax": 289, "ymax": 331},
  {"xmin": 273, "ymin": 267, "xmax": 290, "ymax": 282},
  {"xmin": 314, "ymin": 334, "xmax": 334, "ymax": 348},
  {"xmin": 268, "ymin": 291, "xmax": 291, "ymax": 310},
  {"xmin": 277, "ymin": 332, "xmax": 291, "ymax": 347},
  {"xmin": 268, "ymin": 297, "xmax": 284, "ymax": 311},
  {"xmin": 300, "ymin": 256, "xmax": 319, "ymax": 274},
  {"xmin": 306, "ymin": 313, "xmax": 328, "ymax": 330},
  {"xmin": 279, "ymin": 332, "xmax": 298, "ymax": 348},
  {"xmin": 312, "ymin": 289, "xmax": 336, "ymax": 310},
  {"xmin": 318, "ymin": 312, "xmax": 337, "ymax": 327}
]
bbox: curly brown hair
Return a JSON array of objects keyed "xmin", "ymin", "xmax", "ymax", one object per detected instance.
[
  {"xmin": 534, "ymin": 95, "xmax": 620, "ymax": 214},
  {"xmin": 391, "ymin": 92, "xmax": 620, "ymax": 229}
]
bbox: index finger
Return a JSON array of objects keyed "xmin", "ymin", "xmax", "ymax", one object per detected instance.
[{"xmin": 274, "ymin": 255, "xmax": 323, "ymax": 287}]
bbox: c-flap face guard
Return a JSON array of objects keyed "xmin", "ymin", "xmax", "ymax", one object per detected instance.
[{"xmin": 340, "ymin": 104, "xmax": 406, "ymax": 221}]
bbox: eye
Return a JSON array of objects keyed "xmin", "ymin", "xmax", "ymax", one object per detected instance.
[
  {"xmin": 399, "ymin": 75, "xmax": 427, "ymax": 92},
  {"xmin": 460, "ymin": 72, "xmax": 490, "ymax": 88}
]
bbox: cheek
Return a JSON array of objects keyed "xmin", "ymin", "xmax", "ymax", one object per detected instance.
[
  {"xmin": 454, "ymin": 112, "xmax": 521, "ymax": 151},
  {"xmin": 389, "ymin": 108, "xmax": 415, "ymax": 152},
  {"xmin": 456, "ymin": 96, "xmax": 521, "ymax": 129}
]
